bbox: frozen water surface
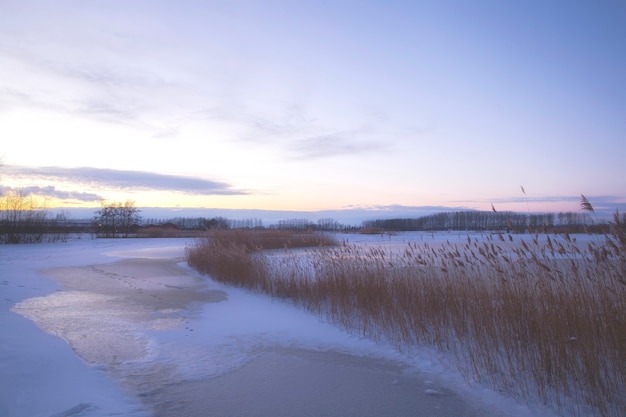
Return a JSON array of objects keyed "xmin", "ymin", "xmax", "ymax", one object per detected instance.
[
  {"xmin": 1, "ymin": 234, "xmax": 562, "ymax": 417},
  {"xmin": 1, "ymin": 238, "xmax": 167, "ymax": 417}
]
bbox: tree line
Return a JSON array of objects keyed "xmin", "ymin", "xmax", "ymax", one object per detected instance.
[
  {"xmin": 0, "ymin": 190, "xmax": 50, "ymax": 243},
  {"xmin": 3, "ymin": 191, "xmax": 624, "ymax": 244},
  {"xmin": 0, "ymin": 190, "xmax": 75, "ymax": 243},
  {"xmin": 143, "ymin": 217, "xmax": 346, "ymax": 231},
  {"xmin": 0, "ymin": 194, "xmax": 145, "ymax": 242},
  {"xmin": 361, "ymin": 210, "xmax": 618, "ymax": 233}
]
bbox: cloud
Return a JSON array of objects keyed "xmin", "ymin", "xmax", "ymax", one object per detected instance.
[
  {"xmin": 485, "ymin": 195, "xmax": 581, "ymax": 204},
  {"xmin": 0, "ymin": 185, "xmax": 103, "ymax": 202},
  {"xmin": 477, "ymin": 194, "xmax": 626, "ymax": 207},
  {"xmin": 3, "ymin": 165, "xmax": 245, "ymax": 196},
  {"xmin": 289, "ymin": 131, "xmax": 385, "ymax": 160},
  {"xmin": 204, "ymin": 103, "xmax": 310, "ymax": 141},
  {"xmin": 203, "ymin": 102, "xmax": 390, "ymax": 161},
  {"xmin": 457, "ymin": 194, "xmax": 626, "ymax": 218},
  {"xmin": 0, "ymin": 36, "xmax": 177, "ymax": 131}
]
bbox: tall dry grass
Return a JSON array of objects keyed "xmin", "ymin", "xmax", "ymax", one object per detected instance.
[
  {"xmin": 186, "ymin": 229, "xmax": 337, "ymax": 290},
  {"xmin": 186, "ymin": 226, "xmax": 626, "ymax": 417}
]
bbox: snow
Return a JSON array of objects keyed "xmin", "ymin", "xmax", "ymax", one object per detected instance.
[
  {"xmin": 0, "ymin": 234, "xmax": 568, "ymax": 417},
  {"xmin": 0, "ymin": 238, "xmax": 158, "ymax": 417}
]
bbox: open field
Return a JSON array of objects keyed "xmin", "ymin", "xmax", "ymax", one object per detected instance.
[{"xmin": 187, "ymin": 229, "xmax": 626, "ymax": 417}]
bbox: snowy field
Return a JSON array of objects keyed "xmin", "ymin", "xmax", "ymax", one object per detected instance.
[{"xmin": 0, "ymin": 233, "xmax": 578, "ymax": 417}]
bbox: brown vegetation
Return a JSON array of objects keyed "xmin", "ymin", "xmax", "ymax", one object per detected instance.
[
  {"xmin": 135, "ymin": 225, "xmax": 207, "ymax": 238},
  {"xmin": 186, "ymin": 229, "xmax": 338, "ymax": 289},
  {"xmin": 187, "ymin": 224, "xmax": 625, "ymax": 416}
]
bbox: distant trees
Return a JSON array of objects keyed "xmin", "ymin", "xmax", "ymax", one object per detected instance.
[
  {"xmin": 275, "ymin": 218, "xmax": 313, "ymax": 230},
  {"xmin": 0, "ymin": 164, "xmax": 57, "ymax": 243},
  {"xmin": 317, "ymin": 218, "xmax": 342, "ymax": 231},
  {"xmin": 140, "ymin": 216, "xmax": 345, "ymax": 232},
  {"xmin": 273, "ymin": 218, "xmax": 344, "ymax": 231},
  {"xmin": 0, "ymin": 190, "xmax": 49, "ymax": 243},
  {"xmin": 142, "ymin": 216, "xmax": 233, "ymax": 230},
  {"xmin": 93, "ymin": 200, "xmax": 142, "ymax": 238},
  {"xmin": 228, "ymin": 217, "xmax": 262, "ymax": 229},
  {"xmin": 362, "ymin": 210, "xmax": 590, "ymax": 233}
]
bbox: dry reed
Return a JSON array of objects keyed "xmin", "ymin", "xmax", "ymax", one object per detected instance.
[{"xmin": 186, "ymin": 227, "xmax": 626, "ymax": 417}]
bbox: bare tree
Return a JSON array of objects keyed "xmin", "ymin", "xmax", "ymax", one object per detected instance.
[
  {"xmin": 118, "ymin": 200, "xmax": 141, "ymax": 237},
  {"xmin": 0, "ymin": 189, "xmax": 49, "ymax": 243},
  {"xmin": 94, "ymin": 200, "xmax": 141, "ymax": 238}
]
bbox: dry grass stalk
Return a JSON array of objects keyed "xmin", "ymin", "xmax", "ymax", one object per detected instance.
[
  {"xmin": 186, "ymin": 229, "xmax": 626, "ymax": 417},
  {"xmin": 580, "ymin": 194, "xmax": 595, "ymax": 213}
]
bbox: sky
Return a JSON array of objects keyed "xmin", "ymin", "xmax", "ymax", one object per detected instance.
[{"xmin": 1, "ymin": 0, "xmax": 625, "ymax": 219}]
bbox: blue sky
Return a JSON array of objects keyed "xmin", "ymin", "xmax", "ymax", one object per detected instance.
[{"xmin": 1, "ymin": 0, "xmax": 625, "ymax": 218}]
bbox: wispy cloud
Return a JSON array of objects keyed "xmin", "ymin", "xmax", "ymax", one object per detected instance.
[
  {"xmin": 0, "ymin": 185, "xmax": 103, "ymax": 202},
  {"xmin": 457, "ymin": 194, "xmax": 626, "ymax": 217},
  {"xmin": 0, "ymin": 37, "xmax": 180, "ymax": 133},
  {"xmin": 290, "ymin": 132, "xmax": 384, "ymax": 160},
  {"xmin": 4, "ymin": 165, "xmax": 246, "ymax": 196},
  {"xmin": 203, "ymin": 103, "xmax": 312, "ymax": 141},
  {"xmin": 3, "ymin": 21, "xmax": 392, "ymax": 162},
  {"xmin": 479, "ymin": 195, "xmax": 626, "ymax": 207},
  {"xmin": 486, "ymin": 195, "xmax": 581, "ymax": 204},
  {"xmin": 204, "ymin": 102, "xmax": 390, "ymax": 161}
]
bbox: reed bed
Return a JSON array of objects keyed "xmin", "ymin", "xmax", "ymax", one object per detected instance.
[
  {"xmin": 186, "ymin": 227, "xmax": 626, "ymax": 417},
  {"xmin": 185, "ymin": 229, "xmax": 337, "ymax": 290}
]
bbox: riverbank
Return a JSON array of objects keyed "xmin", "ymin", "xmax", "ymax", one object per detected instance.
[{"xmin": 3, "ymin": 236, "xmax": 547, "ymax": 417}]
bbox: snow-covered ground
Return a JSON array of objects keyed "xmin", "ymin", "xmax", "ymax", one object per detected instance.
[
  {"xmin": 1, "ymin": 237, "xmax": 157, "ymax": 417},
  {"xmin": 0, "ymin": 233, "xmax": 570, "ymax": 417}
]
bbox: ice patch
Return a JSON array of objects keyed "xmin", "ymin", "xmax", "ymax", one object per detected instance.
[{"xmin": 13, "ymin": 291, "xmax": 157, "ymax": 365}]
